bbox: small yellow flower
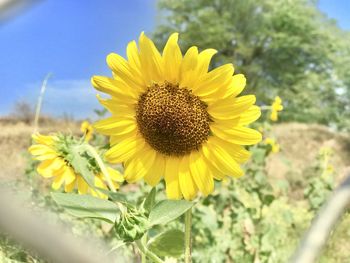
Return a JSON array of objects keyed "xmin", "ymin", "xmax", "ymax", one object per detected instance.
[
  {"xmin": 92, "ymin": 32, "xmax": 261, "ymax": 200},
  {"xmin": 80, "ymin": 120, "xmax": 94, "ymax": 141},
  {"xmin": 264, "ymin": 138, "xmax": 280, "ymax": 153},
  {"xmin": 319, "ymin": 146, "xmax": 332, "ymax": 157},
  {"xmin": 270, "ymin": 96, "xmax": 283, "ymax": 121},
  {"xmin": 28, "ymin": 133, "xmax": 123, "ymax": 199},
  {"xmin": 326, "ymin": 164, "xmax": 334, "ymax": 174}
]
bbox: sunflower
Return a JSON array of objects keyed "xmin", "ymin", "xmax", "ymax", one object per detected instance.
[
  {"xmin": 28, "ymin": 133, "xmax": 123, "ymax": 199},
  {"xmin": 270, "ymin": 96, "xmax": 283, "ymax": 121},
  {"xmin": 92, "ymin": 32, "xmax": 261, "ymax": 200},
  {"xmin": 80, "ymin": 120, "xmax": 94, "ymax": 141}
]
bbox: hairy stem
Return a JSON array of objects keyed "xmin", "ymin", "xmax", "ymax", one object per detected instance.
[
  {"xmin": 141, "ymin": 235, "xmax": 147, "ymax": 263},
  {"xmin": 85, "ymin": 144, "xmax": 116, "ymax": 192},
  {"xmin": 135, "ymin": 239, "xmax": 164, "ymax": 263}
]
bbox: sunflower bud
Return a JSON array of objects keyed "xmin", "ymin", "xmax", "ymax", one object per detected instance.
[{"xmin": 115, "ymin": 207, "xmax": 149, "ymax": 242}]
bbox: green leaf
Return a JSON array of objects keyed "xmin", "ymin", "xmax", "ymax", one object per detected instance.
[
  {"xmin": 148, "ymin": 229, "xmax": 184, "ymax": 258},
  {"xmin": 98, "ymin": 189, "xmax": 133, "ymax": 207},
  {"xmin": 149, "ymin": 200, "xmax": 194, "ymax": 226},
  {"xmin": 69, "ymin": 145, "xmax": 95, "ymax": 188},
  {"xmin": 143, "ymin": 187, "xmax": 156, "ymax": 213},
  {"xmin": 51, "ymin": 193, "xmax": 119, "ymax": 223}
]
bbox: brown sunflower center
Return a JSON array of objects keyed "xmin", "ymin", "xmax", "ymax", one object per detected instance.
[{"xmin": 136, "ymin": 82, "xmax": 211, "ymax": 156}]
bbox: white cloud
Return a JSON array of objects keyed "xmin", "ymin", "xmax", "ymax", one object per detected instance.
[{"xmin": 24, "ymin": 78, "xmax": 103, "ymax": 119}]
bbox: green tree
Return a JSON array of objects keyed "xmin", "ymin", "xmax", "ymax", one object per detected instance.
[{"xmin": 153, "ymin": 0, "xmax": 350, "ymax": 129}]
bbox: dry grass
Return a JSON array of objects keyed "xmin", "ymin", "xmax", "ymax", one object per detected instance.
[
  {"xmin": 0, "ymin": 117, "xmax": 80, "ymax": 179},
  {"xmin": 266, "ymin": 122, "xmax": 350, "ymax": 191},
  {"xmin": 1, "ymin": 118, "xmax": 350, "ymax": 188}
]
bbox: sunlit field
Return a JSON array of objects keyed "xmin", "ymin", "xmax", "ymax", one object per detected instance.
[{"xmin": 1, "ymin": 1, "xmax": 350, "ymax": 263}]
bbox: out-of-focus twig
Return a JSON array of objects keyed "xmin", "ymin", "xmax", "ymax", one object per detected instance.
[
  {"xmin": 0, "ymin": 0, "xmax": 40, "ymax": 23},
  {"xmin": 290, "ymin": 173, "xmax": 350, "ymax": 263},
  {"xmin": 0, "ymin": 189, "xmax": 114, "ymax": 263},
  {"xmin": 33, "ymin": 72, "xmax": 52, "ymax": 133}
]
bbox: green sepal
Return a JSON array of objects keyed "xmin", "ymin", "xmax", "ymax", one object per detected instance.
[
  {"xmin": 143, "ymin": 187, "xmax": 157, "ymax": 213},
  {"xmin": 115, "ymin": 206, "xmax": 150, "ymax": 242}
]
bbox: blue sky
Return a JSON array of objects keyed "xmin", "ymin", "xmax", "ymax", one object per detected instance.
[
  {"xmin": 0, "ymin": 0, "xmax": 349, "ymax": 119},
  {"xmin": 0, "ymin": 0, "xmax": 156, "ymax": 118}
]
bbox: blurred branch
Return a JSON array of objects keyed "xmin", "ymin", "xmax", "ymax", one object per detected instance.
[
  {"xmin": 33, "ymin": 72, "xmax": 52, "ymax": 133},
  {"xmin": 0, "ymin": 189, "xmax": 114, "ymax": 263},
  {"xmin": 290, "ymin": 173, "xmax": 350, "ymax": 263},
  {"xmin": 0, "ymin": 0, "xmax": 40, "ymax": 23}
]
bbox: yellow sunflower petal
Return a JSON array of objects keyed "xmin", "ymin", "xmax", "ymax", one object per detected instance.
[
  {"xmin": 29, "ymin": 145, "xmax": 58, "ymax": 161},
  {"xmin": 77, "ymin": 176, "xmax": 89, "ymax": 194},
  {"xmin": 144, "ymin": 153, "xmax": 165, "ymax": 187},
  {"xmin": 162, "ymin": 32, "xmax": 182, "ymax": 83},
  {"xmin": 106, "ymin": 53, "xmax": 145, "ymax": 90},
  {"xmin": 211, "ymin": 125, "xmax": 262, "ymax": 145},
  {"xmin": 223, "ymin": 74, "xmax": 246, "ymax": 98},
  {"xmin": 126, "ymin": 40, "xmax": 142, "ymax": 76},
  {"xmin": 138, "ymin": 32, "xmax": 163, "ymax": 84},
  {"xmin": 124, "ymin": 146, "xmax": 156, "ymax": 183},
  {"xmin": 164, "ymin": 157, "xmax": 182, "ymax": 199},
  {"xmin": 107, "ymin": 167, "xmax": 124, "ymax": 182},
  {"xmin": 32, "ymin": 133, "xmax": 57, "ymax": 146},
  {"xmin": 189, "ymin": 150, "xmax": 214, "ymax": 196},
  {"xmin": 52, "ymin": 173, "xmax": 65, "ymax": 190},
  {"xmin": 196, "ymin": 48, "xmax": 217, "ymax": 76},
  {"xmin": 97, "ymin": 95, "xmax": 135, "ymax": 116},
  {"xmin": 193, "ymin": 64, "xmax": 234, "ymax": 96},
  {"xmin": 93, "ymin": 117, "xmax": 136, "ymax": 136},
  {"xmin": 37, "ymin": 157, "xmax": 64, "ymax": 178},
  {"xmin": 179, "ymin": 46, "xmax": 199, "ymax": 88},
  {"xmin": 62, "ymin": 166, "xmax": 76, "ymax": 185},
  {"xmin": 65, "ymin": 180, "xmax": 76, "ymax": 192},
  {"xmin": 204, "ymin": 138, "xmax": 244, "ymax": 178},
  {"xmin": 105, "ymin": 135, "xmax": 145, "ymax": 163},
  {"xmin": 208, "ymin": 95, "xmax": 256, "ymax": 120},
  {"xmin": 209, "ymin": 136, "xmax": 251, "ymax": 163},
  {"xmin": 90, "ymin": 176, "xmax": 108, "ymax": 199},
  {"xmin": 92, "ymin": 75, "xmax": 138, "ymax": 100},
  {"xmin": 237, "ymin": 105, "xmax": 261, "ymax": 125},
  {"xmin": 109, "ymin": 130, "xmax": 138, "ymax": 146},
  {"xmin": 213, "ymin": 105, "xmax": 261, "ymax": 128},
  {"xmin": 179, "ymin": 156, "xmax": 198, "ymax": 200},
  {"xmin": 28, "ymin": 144, "xmax": 56, "ymax": 156}
]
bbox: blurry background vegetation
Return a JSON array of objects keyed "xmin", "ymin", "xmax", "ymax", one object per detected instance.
[{"xmin": 153, "ymin": 0, "xmax": 350, "ymax": 130}]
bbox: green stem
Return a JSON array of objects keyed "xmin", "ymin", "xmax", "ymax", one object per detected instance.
[
  {"xmin": 135, "ymin": 239, "xmax": 164, "ymax": 263},
  {"xmin": 184, "ymin": 208, "xmax": 192, "ymax": 263},
  {"xmin": 85, "ymin": 144, "xmax": 116, "ymax": 192},
  {"xmin": 260, "ymin": 105, "xmax": 272, "ymax": 110},
  {"xmin": 141, "ymin": 235, "xmax": 147, "ymax": 263}
]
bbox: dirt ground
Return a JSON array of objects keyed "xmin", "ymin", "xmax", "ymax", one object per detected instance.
[
  {"xmin": 266, "ymin": 123, "xmax": 350, "ymax": 186},
  {"xmin": 1, "ymin": 118, "xmax": 350, "ymax": 187}
]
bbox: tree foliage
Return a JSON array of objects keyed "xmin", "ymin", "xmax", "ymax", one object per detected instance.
[{"xmin": 153, "ymin": 0, "xmax": 350, "ymax": 129}]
